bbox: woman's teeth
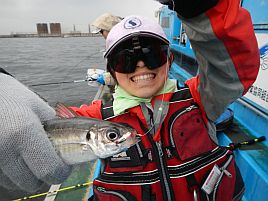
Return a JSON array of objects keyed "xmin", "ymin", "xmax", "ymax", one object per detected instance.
[
  {"xmin": 132, "ymin": 74, "xmax": 155, "ymax": 83},
  {"xmin": 131, "ymin": 74, "xmax": 155, "ymax": 83}
]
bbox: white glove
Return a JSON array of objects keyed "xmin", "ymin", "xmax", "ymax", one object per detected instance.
[{"xmin": 0, "ymin": 73, "xmax": 72, "ymax": 193}]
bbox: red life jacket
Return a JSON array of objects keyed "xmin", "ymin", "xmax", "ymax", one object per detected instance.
[{"xmin": 92, "ymin": 86, "xmax": 244, "ymax": 201}]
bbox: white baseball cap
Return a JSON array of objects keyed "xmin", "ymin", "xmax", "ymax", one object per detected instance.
[
  {"xmin": 91, "ymin": 13, "xmax": 123, "ymax": 34},
  {"xmin": 104, "ymin": 15, "xmax": 169, "ymax": 58}
]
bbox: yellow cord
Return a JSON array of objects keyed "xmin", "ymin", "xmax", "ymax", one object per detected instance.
[{"xmin": 12, "ymin": 181, "xmax": 93, "ymax": 201}]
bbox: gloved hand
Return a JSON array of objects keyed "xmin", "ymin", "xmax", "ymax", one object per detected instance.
[
  {"xmin": 96, "ymin": 72, "xmax": 115, "ymax": 86},
  {"xmin": 96, "ymin": 73, "xmax": 105, "ymax": 85},
  {"xmin": 0, "ymin": 73, "xmax": 72, "ymax": 193}
]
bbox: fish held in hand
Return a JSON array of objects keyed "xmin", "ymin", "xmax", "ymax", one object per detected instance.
[{"xmin": 44, "ymin": 117, "xmax": 138, "ymax": 165}]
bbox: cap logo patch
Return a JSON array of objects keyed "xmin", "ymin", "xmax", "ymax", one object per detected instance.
[{"xmin": 124, "ymin": 17, "xmax": 142, "ymax": 29}]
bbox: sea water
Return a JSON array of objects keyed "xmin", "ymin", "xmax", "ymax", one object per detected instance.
[
  {"xmin": 0, "ymin": 36, "xmax": 106, "ymax": 106},
  {"xmin": 0, "ymin": 36, "xmax": 107, "ymax": 200}
]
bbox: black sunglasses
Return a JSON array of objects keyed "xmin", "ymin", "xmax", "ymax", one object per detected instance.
[{"xmin": 107, "ymin": 44, "xmax": 169, "ymax": 74}]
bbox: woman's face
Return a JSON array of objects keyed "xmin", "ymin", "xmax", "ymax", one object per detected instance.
[
  {"xmin": 101, "ymin": 30, "xmax": 109, "ymax": 39},
  {"xmin": 115, "ymin": 60, "xmax": 169, "ymax": 98}
]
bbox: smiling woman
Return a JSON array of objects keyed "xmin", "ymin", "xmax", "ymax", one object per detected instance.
[
  {"xmin": 69, "ymin": 4, "xmax": 259, "ymax": 199},
  {"xmin": 104, "ymin": 15, "xmax": 172, "ymax": 99}
]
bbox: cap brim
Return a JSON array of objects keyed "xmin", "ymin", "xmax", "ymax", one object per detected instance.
[
  {"xmin": 104, "ymin": 32, "xmax": 169, "ymax": 58},
  {"xmin": 91, "ymin": 27, "xmax": 101, "ymax": 34}
]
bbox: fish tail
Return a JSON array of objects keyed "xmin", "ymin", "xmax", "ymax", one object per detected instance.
[{"xmin": 55, "ymin": 102, "xmax": 79, "ymax": 118}]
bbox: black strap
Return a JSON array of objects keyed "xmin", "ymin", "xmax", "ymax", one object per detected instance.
[
  {"xmin": 142, "ymin": 185, "xmax": 156, "ymax": 201},
  {"xmin": 170, "ymin": 85, "xmax": 193, "ymax": 102},
  {"xmin": 167, "ymin": 0, "xmax": 220, "ymax": 19},
  {"xmin": 185, "ymin": 174, "xmax": 199, "ymax": 192},
  {"xmin": 101, "ymin": 101, "xmax": 114, "ymax": 120},
  {"xmin": 88, "ymin": 195, "xmax": 96, "ymax": 201}
]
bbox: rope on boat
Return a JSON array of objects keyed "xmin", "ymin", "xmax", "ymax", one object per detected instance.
[{"xmin": 12, "ymin": 182, "xmax": 93, "ymax": 201}]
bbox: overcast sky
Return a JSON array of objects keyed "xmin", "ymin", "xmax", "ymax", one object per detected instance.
[{"xmin": 0, "ymin": 0, "xmax": 162, "ymax": 35}]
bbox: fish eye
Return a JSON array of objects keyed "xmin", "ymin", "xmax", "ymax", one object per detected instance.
[{"xmin": 106, "ymin": 128, "xmax": 120, "ymax": 141}]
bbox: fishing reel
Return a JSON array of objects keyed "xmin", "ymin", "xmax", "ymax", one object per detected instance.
[
  {"xmin": 86, "ymin": 68, "xmax": 105, "ymax": 87},
  {"xmin": 86, "ymin": 68, "xmax": 115, "ymax": 86}
]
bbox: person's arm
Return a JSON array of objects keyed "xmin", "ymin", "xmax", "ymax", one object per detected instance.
[
  {"xmin": 70, "ymin": 100, "xmax": 103, "ymax": 119},
  {"xmin": 0, "ymin": 73, "xmax": 72, "ymax": 193},
  {"xmin": 182, "ymin": 0, "xmax": 260, "ymax": 121}
]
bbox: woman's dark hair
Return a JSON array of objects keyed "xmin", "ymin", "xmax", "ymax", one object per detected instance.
[{"xmin": 107, "ymin": 63, "xmax": 118, "ymax": 84}]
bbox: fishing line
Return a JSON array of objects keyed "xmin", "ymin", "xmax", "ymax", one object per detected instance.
[
  {"xmin": 11, "ymin": 181, "xmax": 93, "ymax": 201},
  {"xmin": 29, "ymin": 79, "xmax": 94, "ymax": 87},
  {"xmin": 0, "ymin": 64, "xmax": 8, "ymax": 68},
  {"xmin": 60, "ymin": 48, "xmax": 107, "ymax": 104},
  {"xmin": 139, "ymin": 0, "xmax": 177, "ymax": 138},
  {"xmin": 137, "ymin": 51, "xmax": 172, "ymax": 138},
  {"xmin": 30, "ymin": 51, "xmax": 103, "ymax": 87}
]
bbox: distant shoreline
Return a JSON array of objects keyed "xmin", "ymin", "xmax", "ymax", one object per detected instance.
[{"xmin": 0, "ymin": 33, "xmax": 102, "ymax": 38}]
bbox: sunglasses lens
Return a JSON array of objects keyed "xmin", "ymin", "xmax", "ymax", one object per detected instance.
[
  {"xmin": 109, "ymin": 50, "xmax": 135, "ymax": 73},
  {"xmin": 108, "ymin": 45, "xmax": 169, "ymax": 74},
  {"xmin": 143, "ymin": 45, "xmax": 168, "ymax": 70}
]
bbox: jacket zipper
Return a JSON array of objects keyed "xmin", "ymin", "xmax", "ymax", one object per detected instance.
[
  {"xmin": 147, "ymin": 109, "xmax": 174, "ymax": 201},
  {"xmin": 138, "ymin": 106, "xmax": 174, "ymax": 201},
  {"xmin": 155, "ymin": 141, "xmax": 173, "ymax": 201},
  {"xmin": 212, "ymin": 155, "xmax": 233, "ymax": 201}
]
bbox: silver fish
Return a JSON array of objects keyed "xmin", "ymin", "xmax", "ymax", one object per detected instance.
[{"xmin": 44, "ymin": 117, "xmax": 138, "ymax": 165}]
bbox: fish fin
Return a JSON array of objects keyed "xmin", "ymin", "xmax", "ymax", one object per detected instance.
[{"xmin": 55, "ymin": 102, "xmax": 79, "ymax": 118}]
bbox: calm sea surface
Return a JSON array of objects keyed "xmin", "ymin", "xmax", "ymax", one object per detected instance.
[{"xmin": 0, "ymin": 36, "xmax": 106, "ymax": 106}]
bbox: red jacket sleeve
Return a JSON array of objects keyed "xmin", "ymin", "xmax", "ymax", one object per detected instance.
[
  {"xmin": 70, "ymin": 100, "xmax": 103, "ymax": 119},
  {"xmin": 182, "ymin": 0, "xmax": 259, "ymax": 121}
]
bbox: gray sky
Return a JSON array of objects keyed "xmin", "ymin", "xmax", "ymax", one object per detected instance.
[{"xmin": 0, "ymin": 0, "xmax": 162, "ymax": 35}]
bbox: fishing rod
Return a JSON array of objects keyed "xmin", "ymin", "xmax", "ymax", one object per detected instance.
[
  {"xmin": 12, "ymin": 181, "xmax": 93, "ymax": 201},
  {"xmin": 29, "ymin": 77, "xmax": 97, "ymax": 87},
  {"xmin": 227, "ymin": 136, "xmax": 266, "ymax": 150},
  {"xmin": 29, "ymin": 66, "xmax": 106, "ymax": 87}
]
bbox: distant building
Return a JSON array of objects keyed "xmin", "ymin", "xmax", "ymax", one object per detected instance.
[
  {"xmin": 50, "ymin": 23, "xmax": 61, "ymax": 36},
  {"xmin": 36, "ymin": 23, "xmax": 48, "ymax": 36}
]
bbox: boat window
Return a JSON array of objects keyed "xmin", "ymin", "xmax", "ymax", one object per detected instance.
[
  {"xmin": 171, "ymin": 50, "xmax": 199, "ymax": 76},
  {"xmin": 161, "ymin": 17, "xmax": 170, "ymax": 28}
]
